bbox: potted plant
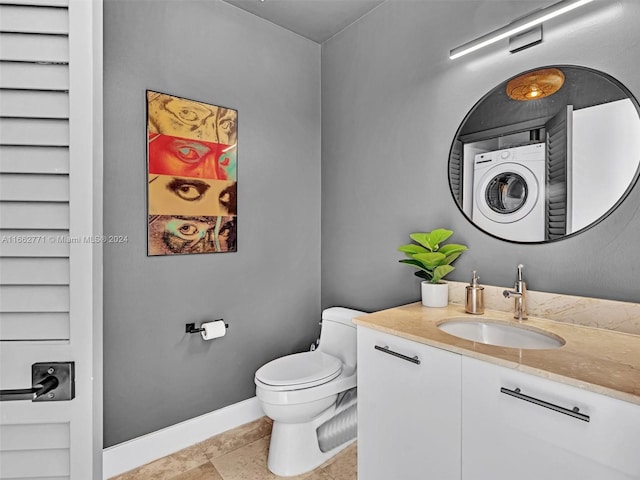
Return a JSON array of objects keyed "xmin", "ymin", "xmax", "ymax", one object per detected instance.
[{"xmin": 398, "ymin": 228, "xmax": 468, "ymax": 307}]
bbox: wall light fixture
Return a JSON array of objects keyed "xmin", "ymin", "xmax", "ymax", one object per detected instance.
[{"xmin": 449, "ymin": 0, "xmax": 593, "ymax": 60}]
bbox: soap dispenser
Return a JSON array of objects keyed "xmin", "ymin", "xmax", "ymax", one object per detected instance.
[{"xmin": 465, "ymin": 271, "xmax": 484, "ymax": 315}]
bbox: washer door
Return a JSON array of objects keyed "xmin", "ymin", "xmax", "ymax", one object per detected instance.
[{"xmin": 475, "ymin": 163, "xmax": 539, "ymax": 224}]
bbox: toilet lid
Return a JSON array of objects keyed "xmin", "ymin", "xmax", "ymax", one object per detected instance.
[{"xmin": 255, "ymin": 351, "xmax": 342, "ymax": 389}]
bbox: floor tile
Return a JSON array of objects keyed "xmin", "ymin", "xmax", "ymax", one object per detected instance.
[
  {"xmin": 199, "ymin": 416, "xmax": 272, "ymax": 460},
  {"xmin": 320, "ymin": 443, "xmax": 357, "ymax": 480},
  {"xmin": 212, "ymin": 435, "xmax": 329, "ymax": 480},
  {"xmin": 169, "ymin": 462, "xmax": 224, "ymax": 480},
  {"xmin": 303, "ymin": 470, "xmax": 334, "ymax": 480},
  {"xmin": 108, "ymin": 417, "xmax": 356, "ymax": 480},
  {"xmin": 211, "ymin": 436, "xmax": 277, "ymax": 480},
  {"xmin": 110, "ymin": 443, "xmax": 209, "ymax": 480}
]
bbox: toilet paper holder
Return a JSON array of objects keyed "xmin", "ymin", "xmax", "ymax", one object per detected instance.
[{"xmin": 185, "ymin": 320, "xmax": 229, "ymax": 334}]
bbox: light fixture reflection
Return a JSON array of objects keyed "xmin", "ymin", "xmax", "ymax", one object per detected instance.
[{"xmin": 506, "ymin": 68, "xmax": 565, "ymax": 101}]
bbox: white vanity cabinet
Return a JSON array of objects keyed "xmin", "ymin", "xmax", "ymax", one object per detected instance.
[
  {"xmin": 462, "ymin": 357, "xmax": 640, "ymax": 480},
  {"xmin": 357, "ymin": 326, "xmax": 462, "ymax": 480}
]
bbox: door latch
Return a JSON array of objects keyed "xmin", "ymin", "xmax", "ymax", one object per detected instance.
[{"xmin": 0, "ymin": 362, "xmax": 75, "ymax": 402}]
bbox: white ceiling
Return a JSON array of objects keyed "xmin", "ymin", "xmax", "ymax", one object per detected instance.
[{"xmin": 222, "ymin": 0, "xmax": 387, "ymax": 43}]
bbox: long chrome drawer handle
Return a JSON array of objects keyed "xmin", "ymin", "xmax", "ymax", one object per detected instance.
[
  {"xmin": 500, "ymin": 387, "xmax": 590, "ymax": 422},
  {"xmin": 374, "ymin": 345, "xmax": 420, "ymax": 364}
]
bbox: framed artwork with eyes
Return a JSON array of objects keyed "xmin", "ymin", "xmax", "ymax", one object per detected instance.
[{"xmin": 146, "ymin": 90, "xmax": 237, "ymax": 255}]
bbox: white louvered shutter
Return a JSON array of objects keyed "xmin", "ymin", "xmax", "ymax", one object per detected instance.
[{"xmin": 0, "ymin": 0, "xmax": 102, "ymax": 478}]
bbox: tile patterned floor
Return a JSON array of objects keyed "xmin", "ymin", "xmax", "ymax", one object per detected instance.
[{"xmin": 110, "ymin": 417, "xmax": 357, "ymax": 480}]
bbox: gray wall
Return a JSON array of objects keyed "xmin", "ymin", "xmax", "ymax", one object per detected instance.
[
  {"xmin": 321, "ymin": 0, "xmax": 640, "ymax": 312},
  {"xmin": 104, "ymin": 0, "xmax": 640, "ymax": 448},
  {"xmin": 103, "ymin": 0, "xmax": 321, "ymax": 447}
]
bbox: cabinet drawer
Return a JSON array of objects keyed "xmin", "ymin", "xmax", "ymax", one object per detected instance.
[
  {"xmin": 357, "ymin": 327, "xmax": 461, "ymax": 480},
  {"xmin": 462, "ymin": 357, "xmax": 640, "ymax": 480}
]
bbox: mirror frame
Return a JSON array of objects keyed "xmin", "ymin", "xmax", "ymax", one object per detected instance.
[{"xmin": 448, "ymin": 64, "xmax": 640, "ymax": 244}]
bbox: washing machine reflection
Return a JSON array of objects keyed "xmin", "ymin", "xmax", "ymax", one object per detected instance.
[{"xmin": 472, "ymin": 143, "xmax": 546, "ymax": 242}]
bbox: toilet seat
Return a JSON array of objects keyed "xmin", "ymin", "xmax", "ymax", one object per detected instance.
[{"xmin": 255, "ymin": 351, "xmax": 342, "ymax": 391}]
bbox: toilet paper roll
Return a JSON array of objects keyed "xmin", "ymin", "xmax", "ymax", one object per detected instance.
[{"xmin": 200, "ymin": 320, "xmax": 227, "ymax": 340}]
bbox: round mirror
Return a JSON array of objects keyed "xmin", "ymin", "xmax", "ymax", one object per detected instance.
[{"xmin": 449, "ymin": 65, "xmax": 640, "ymax": 243}]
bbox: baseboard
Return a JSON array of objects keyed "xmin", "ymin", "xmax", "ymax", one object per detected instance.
[{"xmin": 102, "ymin": 396, "xmax": 263, "ymax": 479}]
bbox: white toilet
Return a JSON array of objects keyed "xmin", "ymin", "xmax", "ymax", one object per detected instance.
[{"xmin": 254, "ymin": 307, "xmax": 364, "ymax": 477}]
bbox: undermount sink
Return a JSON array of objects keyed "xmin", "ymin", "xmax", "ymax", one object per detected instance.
[{"xmin": 437, "ymin": 318, "xmax": 565, "ymax": 350}]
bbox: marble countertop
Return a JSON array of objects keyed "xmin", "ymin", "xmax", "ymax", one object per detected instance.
[{"xmin": 353, "ymin": 302, "xmax": 640, "ymax": 405}]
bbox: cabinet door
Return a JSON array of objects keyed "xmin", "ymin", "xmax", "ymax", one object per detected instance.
[
  {"xmin": 462, "ymin": 357, "xmax": 640, "ymax": 480},
  {"xmin": 357, "ymin": 327, "xmax": 461, "ymax": 480}
]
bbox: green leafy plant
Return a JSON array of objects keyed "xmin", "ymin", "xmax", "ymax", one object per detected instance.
[{"xmin": 398, "ymin": 228, "xmax": 468, "ymax": 284}]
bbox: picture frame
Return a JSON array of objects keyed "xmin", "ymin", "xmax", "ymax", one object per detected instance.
[{"xmin": 146, "ymin": 90, "xmax": 237, "ymax": 256}]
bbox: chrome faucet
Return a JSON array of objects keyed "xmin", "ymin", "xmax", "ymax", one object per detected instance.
[{"xmin": 503, "ymin": 264, "xmax": 527, "ymax": 320}]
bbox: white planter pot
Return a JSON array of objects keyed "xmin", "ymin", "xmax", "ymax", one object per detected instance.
[{"xmin": 421, "ymin": 281, "xmax": 449, "ymax": 307}]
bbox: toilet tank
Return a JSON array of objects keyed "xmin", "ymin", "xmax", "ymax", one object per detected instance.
[{"xmin": 317, "ymin": 307, "xmax": 365, "ymax": 368}]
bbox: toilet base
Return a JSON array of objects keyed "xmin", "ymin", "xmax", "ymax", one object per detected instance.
[{"xmin": 267, "ymin": 407, "xmax": 355, "ymax": 477}]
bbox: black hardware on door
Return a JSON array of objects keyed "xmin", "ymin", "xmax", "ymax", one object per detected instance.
[
  {"xmin": 500, "ymin": 386, "xmax": 590, "ymax": 422},
  {"xmin": 0, "ymin": 362, "xmax": 75, "ymax": 402},
  {"xmin": 374, "ymin": 345, "xmax": 421, "ymax": 364}
]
